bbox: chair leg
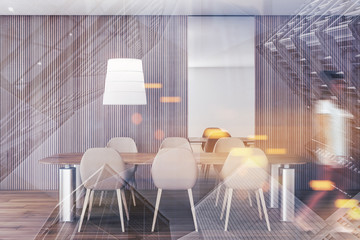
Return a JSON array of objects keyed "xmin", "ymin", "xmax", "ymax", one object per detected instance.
[
  {"xmin": 110, "ymin": 191, "xmax": 116, "ymax": 206},
  {"xmin": 259, "ymin": 188, "xmax": 271, "ymax": 231},
  {"xmin": 201, "ymin": 164, "xmax": 205, "ymax": 172},
  {"xmin": 220, "ymin": 187, "xmax": 229, "ymax": 220},
  {"xmin": 130, "ymin": 187, "xmax": 136, "ymax": 207},
  {"xmin": 224, "ymin": 188, "xmax": 233, "ymax": 231},
  {"xmin": 116, "ymin": 189, "xmax": 125, "ymax": 232},
  {"xmin": 121, "ymin": 190, "xmax": 129, "ymax": 221},
  {"xmin": 133, "ymin": 173, "xmax": 138, "ymax": 189},
  {"xmin": 151, "ymin": 188, "xmax": 162, "ymax": 232},
  {"xmin": 255, "ymin": 190, "xmax": 262, "ymax": 220},
  {"xmin": 188, "ymin": 189, "xmax": 198, "ymax": 232},
  {"xmin": 205, "ymin": 165, "xmax": 210, "ymax": 179},
  {"xmin": 78, "ymin": 188, "xmax": 91, "ymax": 232},
  {"xmin": 215, "ymin": 184, "xmax": 221, "ymax": 207},
  {"xmin": 248, "ymin": 191, "xmax": 252, "ymax": 207},
  {"xmin": 87, "ymin": 190, "xmax": 94, "ymax": 220},
  {"xmin": 99, "ymin": 191, "xmax": 104, "ymax": 206}
]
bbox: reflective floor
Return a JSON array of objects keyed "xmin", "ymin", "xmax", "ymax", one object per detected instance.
[{"xmin": 3, "ymin": 171, "xmax": 358, "ymax": 240}]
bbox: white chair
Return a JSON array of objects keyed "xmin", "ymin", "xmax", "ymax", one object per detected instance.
[
  {"xmin": 219, "ymin": 148, "xmax": 271, "ymax": 232},
  {"xmin": 213, "ymin": 137, "xmax": 245, "ymax": 173},
  {"xmin": 107, "ymin": 137, "xmax": 138, "ymax": 153},
  {"xmin": 151, "ymin": 148, "xmax": 198, "ymax": 232},
  {"xmin": 78, "ymin": 148, "xmax": 128, "ymax": 232},
  {"xmin": 213, "ymin": 138, "xmax": 246, "ymax": 206},
  {"xmin": 106, "ymin": 137, "xmax": 138, "ymax": 207},
  {"xmin": 159, "ymin": 137, "xmax": 192, "ymax": 151},
  {"xmin": 202, "ymin": 131, "xmax": 231, "ymax": 178}
]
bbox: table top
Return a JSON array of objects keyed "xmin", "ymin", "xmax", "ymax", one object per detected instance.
[
  {"xmin": 188, "ymin": 137, "xmax": 207, "ymax": 143},
  {"xmin": 188, "ymin": 137, "xmax": 255, "ymax": 143},
  {"xmin": 39, "ymin": 152, "xmax": 308, "ymax": 166},
  {"xmin": 188, "ymin": 137, "xmax": 255, "ymax": 147}
]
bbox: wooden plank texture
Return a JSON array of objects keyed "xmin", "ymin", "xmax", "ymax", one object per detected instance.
[{"xmin": 0, "ymin": 191, "xmax": 58, "ymax": 240}]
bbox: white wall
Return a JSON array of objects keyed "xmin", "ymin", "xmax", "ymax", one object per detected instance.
[{"xmin": 188, "ymin": 16, "xmax": 255, "ymax": 137}]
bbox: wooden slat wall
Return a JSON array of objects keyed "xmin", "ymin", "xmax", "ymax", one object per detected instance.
[
  {"xmin": 255, "ymin": 16, "xmax": 312, "ymax": 156},
  {"xmin": 0, "ymin": 16, "xmax": 187, "ymax": 190},
  {"xmin": 255, "ymin": 16, "xmax": 314, "ymax": 190},
  {"xmin": 255, "ymin": 16, "xmax": 360, "ymax": 190}
]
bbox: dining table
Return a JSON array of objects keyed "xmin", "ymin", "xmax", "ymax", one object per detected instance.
[
  {"xmin": 39, "ymin": 151, "xmax": 308, "ymax": 223},
  {"xmin": 188, "ymin": 137, "xmax": 255, "ymax": 146}
]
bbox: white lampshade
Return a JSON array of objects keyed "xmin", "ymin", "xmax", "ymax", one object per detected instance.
[{"xmin": 103, "ymin": 58, "xmax": 147, "ymax": 105}]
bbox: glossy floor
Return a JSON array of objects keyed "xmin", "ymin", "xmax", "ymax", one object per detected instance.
[{"xmin": 1, "ymin": 174, "xmax": 357, "ymax": 239}]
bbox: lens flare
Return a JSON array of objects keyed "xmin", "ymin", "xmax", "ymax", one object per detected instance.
[
  {"xmin": 347, "ymin": 207, "xmax": 360, "ymax": 220},
  {"xmin": 247, "ymin": 135, "xmax": 268, "ymax": 140},
  {"xmin": 266, "ymin": 148, "xmax": 287, "ymax": 155},
  {"xmin": 131, "ymin": 113, "xmax": 143, "ymax": 125},
  {"xmin": 145, "ymin": 83, "xmax": 162, "ymax": 89},
  {"xmin": 309, "ymin": 180, "xmax": 335, "ymax": 191},
  {"xmin": 230, "ymin": 149, "xmax": 267, "ymax": 168},
  {"xmin": 154, "ymin": 129, "xmax": 165, "ymax": 140},
  {"xmin": 230, "ymin": 148, "xmax": 252, "ymax": 156},
  {"xmin": 160, "ymin": 96, "xmax": 181, "ymax": 103},
  {"xmin": 335, "ymin": 199, "xmax": 358, "ymax": 208}
]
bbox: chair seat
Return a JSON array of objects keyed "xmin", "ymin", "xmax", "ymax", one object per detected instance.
[
  {"xmin": 86, "ymin": 176, "xmax": 125, "ymax": 190},
  {"xmin": 86, "ymin": 165, "xmax": 135, "ymax": 190}
]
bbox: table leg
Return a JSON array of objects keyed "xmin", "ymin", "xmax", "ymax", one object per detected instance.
[
  {"xmin": 281, "ymin": 166, "xmax": 295, "ymax": 222},
  {"xmin": 75, "ymin": 165, "xmax": 83, "ymax": 208},
  {"xmin": 269, "ymin": 164, "xmax": 281, "ymax": 208},
  {"xmin": 59, "ymin": 166, "xmax": 75, "ymax": 222}
]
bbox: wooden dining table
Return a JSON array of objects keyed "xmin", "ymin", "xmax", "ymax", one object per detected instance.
[
  {"xmin": 39, "ymin": 151, "xmax": 303, "ymax": 166},
  {"xmin": 39, "ymin": 152, "xmax": 307, "ymax": 223},
  {"xmin": 188, "ymin": 137, "xmax": 255, "ymax": 146}
]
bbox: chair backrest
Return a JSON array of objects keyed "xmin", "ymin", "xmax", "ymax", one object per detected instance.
[
  {"xmin": 213, "ymin": 137, "xmax": 245, "ymax": 153},
  {"xmin": 221, "ymin": 148, "xmax": 268, "ymax": 190},
  {"xmin": 204, "ymin": 130, "xmax": 231, "ymax": 152},
  {"xmin": 107, "ymin": 137, "xmax": 138, "ymax": 153},
  {"xmin": 151, "ymin": 148, "xmax": 197, "ymax": 190},
  {"xmin": 80, "ymin": 148, "xmax": 125, "ymax": 190},
  {"xmin": 201, "ymin": 127, "xmax": 221, "ymax": 150},
  {"xmin": 159, "ymin": 137, "xmax": 192, "ymax": 151}
]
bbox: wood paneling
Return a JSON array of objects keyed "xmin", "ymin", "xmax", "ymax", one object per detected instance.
[{"xmin": 0, "ymin": 16, "xmax": 187, "ymax": 190}]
